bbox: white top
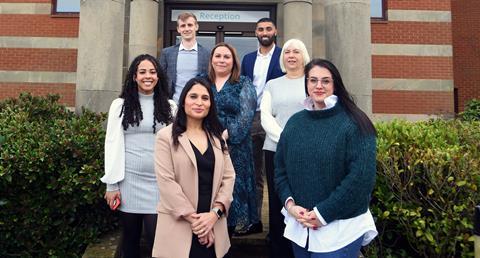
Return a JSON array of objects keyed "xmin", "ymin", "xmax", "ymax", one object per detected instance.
[
  {"xmin": 101, "ymin": 98, "xmax": 177, "ymax": 185},
  {"xmin": 260, "ymin": 75, "xmax": 305, "ymax": 151},
  {"xmin": 253, "ymin": 44, "xmax": 276, "ymax": 111},
  {"xmin": 282, "ymin": 208, "xmax": 377, "ymax": 252},
  {"xmin": 179, "ymin": 41, "xmax": 198, "ymax": 51},
  {"xmin": 282, "ymin": 95, "xmax": 378, "ymax": 252}
]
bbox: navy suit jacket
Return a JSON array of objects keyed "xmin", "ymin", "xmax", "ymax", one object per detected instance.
[{"xmin": 240, "ymin": 46, "xmax": 284, "ymax": 84}]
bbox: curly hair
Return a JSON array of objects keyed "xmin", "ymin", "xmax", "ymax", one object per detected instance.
[
  {"xmin": 172, "ymin": 77, "xmax": 227, "ymax": 152},
  {"xmin": 119, "ymin": 54, "xmax": 173, "ymax": 133}
]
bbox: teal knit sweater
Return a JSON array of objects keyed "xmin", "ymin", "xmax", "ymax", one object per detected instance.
[{"xmin": 274, "ymin": 103, "xmax": 376, "ymax": 223}]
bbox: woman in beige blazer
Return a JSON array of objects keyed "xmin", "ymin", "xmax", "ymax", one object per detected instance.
[{"xmin": 153, "ymin": 77, "xmax": 235, "ymax": 258}]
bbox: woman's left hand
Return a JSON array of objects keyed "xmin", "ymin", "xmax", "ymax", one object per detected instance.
[
  {"xmin": 191, "ymin": 211, "xmax": 218, "ymax": 238},
  {"xmin": 298, "ymin": 211, "xmax": 323, "ymax": 230},
  {"xmin": 198, "ymin": 230, "xmax": 215, "ymax": 247}
]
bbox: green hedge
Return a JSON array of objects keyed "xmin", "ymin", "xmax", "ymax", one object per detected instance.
[
  {"xmin": 1, "ymin": 94, "xmax": 479, "ymax": 257},
  {"xmin": 461, "ymin": 99, "xmax": 480, "ymax": 122},
  {"xmin": 0, "ymin": 93, "xmax": 116, "ymax": 257},
  {"xmin": 368, "ymin": 119, "xmax": 480, "ymax": 257}
]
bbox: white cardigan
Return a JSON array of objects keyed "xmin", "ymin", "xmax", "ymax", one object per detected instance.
[{"xmin": 100, "ymin": 98, "xmax": 177, "ymax": 185}]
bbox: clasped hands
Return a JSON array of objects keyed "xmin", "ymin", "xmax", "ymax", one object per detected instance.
[
  {"xmin": 287, "ymin": 204, "xmax": 323, "ymax": 230},
  {"xmin": 187, "ymin": 211, "xmax": 218, "ymax": 247}
]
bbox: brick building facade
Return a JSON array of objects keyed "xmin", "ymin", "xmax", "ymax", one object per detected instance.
[
  {"xmin": 0, "ymin": 0, "xmax": 77, "ymax": 106},
  {"xmin": 0, "ymin": 0, "xmax": 478, "ymax": 119},
  {"xmin": 451, "ymin": 1, "xmax": 480, "ymax": 112}
]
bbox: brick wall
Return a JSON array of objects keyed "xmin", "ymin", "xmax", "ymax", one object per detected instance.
[
  {"xmin": 0, "ymin": 83, "xmax": 75, "ymax": 105},
  {"xmin": 372, "ymin": 56, "xmax": 452, "ymax": 79},
  {"xmin": 373, "ymin": 90, "xmax": 454, "ymax": 115},
  {"xmin": 0, "ymin": 48, "xmax": 77, "ymax": 71},
  {"xmin": 371, "ymin": 0, "xmax": 454, "ymax": 115},
  {"xmin": 0, "ymin": 0, "xmax": 50, "ymax": 2},
  {"xmin": 0, "ymin": 0, "xmax": 474, "ymax": 115},
  {"xmin": 0, "ymin": 15, "xmax": 78, "ymax": 37},
  {"xmin": 372, "ymin": 22, "xmax": 451, "ymax": 45},
  {"xmin": 388, "ymin": 0, "xmax": 451, "ymax": 11},
  {"xmin": 451, "ymin": 1, "xmax": 480, "ymax": 112},
  {"xmin": 0, "ymin": 0, "xmax": 78, "ymax": 106}
]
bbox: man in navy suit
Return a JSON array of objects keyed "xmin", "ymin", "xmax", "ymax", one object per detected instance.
[
  {"xmin": 159, "ymin": 12, "xmax": 210, "ymax": 103},
  {"xmin": 239, "ymin": 17, "xmax": 284, "ymax": 239}
]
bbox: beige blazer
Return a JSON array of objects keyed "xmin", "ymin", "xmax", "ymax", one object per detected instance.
[{"xmin": 152, "ymin": 124, "xmax": 235, "ymax": 258}]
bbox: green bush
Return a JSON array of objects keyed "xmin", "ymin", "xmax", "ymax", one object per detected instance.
[
  {"xmin": 367, "ymin": 119, "xmax": 480, "ymax": 257},
  {"xmin": 461, "ymin": 99, "xmax": 480, "ymax": 121},
  {"xmin": 0, "ymin": 93, "xmax": 116, "ymax": 257}
]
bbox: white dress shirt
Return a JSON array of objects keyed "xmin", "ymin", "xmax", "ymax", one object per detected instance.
[
  {"xmin": 282, "ymin": 95, "xmax": 378, "ymax": 252},
  {"xmin": 253, "ymin": 44, "xmax": 276, "ymax": 111}
]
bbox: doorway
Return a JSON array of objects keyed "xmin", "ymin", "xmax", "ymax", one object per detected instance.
[{"xmin": 164, "ymin": 3, "xmax": 277, "ymax": 61}]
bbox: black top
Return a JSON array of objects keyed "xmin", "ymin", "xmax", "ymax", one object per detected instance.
[
  {"xmin": 189, "ymin": 139, "xmax": 216, "ymax": 258},
  {"xmin": 190, "ymin": 139, "xmax": 214, "ymax": 213}
]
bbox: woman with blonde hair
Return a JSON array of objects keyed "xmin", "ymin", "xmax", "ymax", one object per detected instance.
[{"xmin": 260, "ymin": 38, "xmax": 310, "ymax": 258}]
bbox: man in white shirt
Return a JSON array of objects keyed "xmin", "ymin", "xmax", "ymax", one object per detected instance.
[{"xmin": 159, "ymin": 12, "xmax": 210, "ymax": 103}]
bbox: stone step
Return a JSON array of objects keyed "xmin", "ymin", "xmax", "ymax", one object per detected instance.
[
  {"xmin": 229, "ymin": 232, "xmax": 268, "ymax": 258},
  {"xmin": 82, "ymin": 229, "xmax": 269, "ymax": 258},
  {"xmin": 84, "ymin": 177, "xmax": 272, "ymax": 258}
]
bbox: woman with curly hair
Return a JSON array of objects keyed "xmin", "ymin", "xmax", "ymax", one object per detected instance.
[{"xmin": 100, "ymin": 54, "xmax": 176, "ymax": 258}]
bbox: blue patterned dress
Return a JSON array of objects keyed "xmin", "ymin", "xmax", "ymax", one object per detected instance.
[{"xmin": 211, "ymin": 75, "xmax": 259, "ymax": 230}]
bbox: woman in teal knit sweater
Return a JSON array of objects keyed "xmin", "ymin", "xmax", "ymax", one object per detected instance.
[{"xmin": 274, "ymin": 59, "xmax": 378, "ymax": 258}]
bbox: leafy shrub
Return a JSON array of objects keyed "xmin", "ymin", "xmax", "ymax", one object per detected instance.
[
  {"xmin": 461, "ymin": 99, "xmax": 480, "ymax": 121},
  {"xmin": 367, "ymin": 119, "xmax": 480, "ymax": 257},
  {"xmin": 0, "ymin": 93, "xmax": 116, "ymax": 257}
]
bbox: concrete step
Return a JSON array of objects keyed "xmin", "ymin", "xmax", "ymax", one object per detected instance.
[
  {"xmin": 85, "ymin": 178, "xmax": 272, "ymax": 258},
  {"xmin": 229, "ymin": 232, "xmax": 268, "ymax": 258},
  {"xmin": 83, "ymin": 229, "xmax": 269, "ymax": 258}
]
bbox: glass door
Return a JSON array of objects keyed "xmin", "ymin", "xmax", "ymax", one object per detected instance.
[
  {"xmin": 175, "ymin": 33, "xmax": 217, "ymax": 51},
  {"xmin": 171, "ymin": 30, "xmax": 257, "ymax": 62},
  {"xmin": 224, "ymin": 35, "xmax": 258, "ymax": 61}
]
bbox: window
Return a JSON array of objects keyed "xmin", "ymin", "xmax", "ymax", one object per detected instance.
[
  {"xmin": 53, "ymin": 0, "xmax": 80, "ymax": 14},
  {"xmin": 371, "ymin": 0, "xmax": 386, "ymax": 19}
]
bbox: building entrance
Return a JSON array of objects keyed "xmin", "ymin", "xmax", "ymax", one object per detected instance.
[{"xmin": 164, "ymin": 4, "xmax": 276, "ymax": 60}]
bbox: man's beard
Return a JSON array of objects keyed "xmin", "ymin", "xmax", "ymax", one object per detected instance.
[{"xmin": 257, "ymin": 35, "xmax": 275, "ymax": 47}]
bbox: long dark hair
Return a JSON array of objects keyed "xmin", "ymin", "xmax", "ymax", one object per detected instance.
[
  {"xmin": 119, "ymin": 54, "xmax": 173, "ymax": 133},
  {"xmin": 304, "ymin": 58, "xmax": 376, "ymax": 136},
  {"xmin": 172, "ymin": 77, "xmax": 227, "ymax": 152}
]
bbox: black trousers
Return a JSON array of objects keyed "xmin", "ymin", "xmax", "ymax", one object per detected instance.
[
  {"xmin": 119, "ymin": 211, "xmax": 157, "ymax": 258},
  {"xmin": 265, "ymin": 150, "xmax": 294, "ymax": 258}
]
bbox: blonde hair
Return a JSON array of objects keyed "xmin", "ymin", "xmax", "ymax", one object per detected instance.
[
  {"xmin": 177, "ymin": 12, "xmax": 197, "ymax": 26},
  {"xmin": 279, "ymin": 39, "xmax": 311, "ymax": 73}
]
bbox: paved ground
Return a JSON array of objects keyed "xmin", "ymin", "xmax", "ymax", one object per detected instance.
[{"xmin": 83, "ymin": 177, "xmax": 270, "ymax": 258}]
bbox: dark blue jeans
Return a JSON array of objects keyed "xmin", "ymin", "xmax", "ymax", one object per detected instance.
[{"xmin": 291, "ymin": 236, "xmax": 363, "ymax": 258}]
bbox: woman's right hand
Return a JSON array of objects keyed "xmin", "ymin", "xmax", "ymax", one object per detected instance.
[
  {"xmin": 104, "ymin": 190, "xmax": 121, "ymax": 210},
  {"xmin": 198, "ymin": 230, "xmax": 215, "ymax": 247}
]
